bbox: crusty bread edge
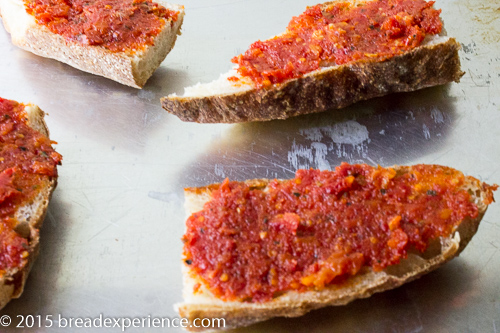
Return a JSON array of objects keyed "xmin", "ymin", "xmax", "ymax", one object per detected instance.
[
  {"xmin": 0, "ymin": 104, "xmax": 58, "ymax": 310},
  {"xmin": 177, "ymin": 170, "xmax": 490, "ymax": 331},
  {"xmin": 161, "ymin": 36, "xmax": 464, "ymax": 123},
  {"xmin": 0, "ymin": 0, "xmax": 185, "ymax": 88}
]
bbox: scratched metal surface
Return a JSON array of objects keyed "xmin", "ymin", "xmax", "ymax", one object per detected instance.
[{"xmin": 0, "ymin": 0, "xmax": 499, "ymax": 332}]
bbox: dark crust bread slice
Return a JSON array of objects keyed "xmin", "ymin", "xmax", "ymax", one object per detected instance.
[
  {"xmin": 178, "ymin": 168, "xmax": 493, "ymax": 331},
  {"xmin": 0, "ymin": 105, "xmax": 58, "ymax": 310},
  {"xmin": 162, "ymin": 38, "xmax": 463, "ymax": 123}
]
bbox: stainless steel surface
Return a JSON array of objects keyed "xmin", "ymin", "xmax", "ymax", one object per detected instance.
[{"xmin": 0, "ymin": 0, "xmax": 499, "ymax": 331}]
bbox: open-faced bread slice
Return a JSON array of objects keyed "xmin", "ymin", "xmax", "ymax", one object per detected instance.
[
  {"xmin": 178, "ymin": 164, "xmax": 496, "ymax": 331},
  {"xmin": 0, "ymin": 98, "xmax": 61, "ymax": 310},
  {"xmin": 162, "ymin": 0, "xmax": 463, "ymax": 123},
  {"xmin": 0, "ymin": 0, "xmax": 185, "ymax": 88}
]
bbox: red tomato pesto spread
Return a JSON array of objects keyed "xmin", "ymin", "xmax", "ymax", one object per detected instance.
[
  {"xmin": 23, "ymin": 0, "xmax": 180, "ymax": 53},
  {"xmin": 0, "ymin": 98, "xmax": 61, "ymax": 276},
  {"xmin": 183, "ymin": 163, "xmax": 497, "ymax": 302},
  {"xmin": 230, "ymin": 0, "xmax": 442, "ymax": 88}
]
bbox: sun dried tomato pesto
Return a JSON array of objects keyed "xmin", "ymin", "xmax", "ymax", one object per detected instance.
[
  {"xmin": 183, "ymin": 163, "xmax": 497, "ymax": 302},
  {"xmin": 23, "ymin": 0, "xmax": 179, "ymax": 53},
  {"xmin": 230, "ymin": 0, "xmax": 442, "ymax": 88},
  {"xmin": 0, "ymin": 98, "xmax": 62, "ymax": 273}
]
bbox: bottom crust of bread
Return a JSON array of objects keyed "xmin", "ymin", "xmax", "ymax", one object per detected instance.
[{"xmin": 162, "ymin": 38, "xmax": 463, "ymax": 123}]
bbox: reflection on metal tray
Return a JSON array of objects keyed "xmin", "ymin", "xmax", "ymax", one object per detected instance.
[{"xmin": 0, "ymin": 0, "xmax": 499, "ymax": 332}]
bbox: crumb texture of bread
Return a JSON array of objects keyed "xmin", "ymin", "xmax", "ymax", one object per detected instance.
[
  {"xmin": 0, "ymin": 103, "xmax": 58, "ymax": 310},
  {"xmin": 178, "ymin": 167, "xmax": 494, "ymax": 331},
  {"xmin": 0, "ymin": 0, "xmax": 185, "ymax": 88}
]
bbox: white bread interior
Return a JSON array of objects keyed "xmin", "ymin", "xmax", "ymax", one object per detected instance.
[{"xmin": 0, "ymin": 0, "xmax": 185, "ymax": 88}]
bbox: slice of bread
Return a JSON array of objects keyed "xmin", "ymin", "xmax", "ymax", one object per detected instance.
[
  {"xmin": 0, "ymin": 101, "xmax": 60, "ymax": 310},
  {"xmin": 161, "ymin": 1, "xmax": 464, "ymax": 123},
  {"xmin": 178, "ymin": 166, "xmax": 496, "ymax": 331},
  {"xmin": 0, "ymin": 0, "xmax": 185, "ymax": 88}
]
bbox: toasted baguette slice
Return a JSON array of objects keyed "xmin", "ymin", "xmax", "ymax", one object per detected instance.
[
  {"xmin": 0, "ymin": 100, "xmax": 60, "ymax": 310},
  {"xmin": 162, "ymin": 1, "xmax": 463, "ymax": 123},
  {"xmin": 0, "ymin": 0, "xmax": 185, "ymax": 88},
  {"xmin": 178, "ymin": 166, "xmax": 496, "ymax": 331}
]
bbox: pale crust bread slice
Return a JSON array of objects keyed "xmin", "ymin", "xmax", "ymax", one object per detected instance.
[
  {"xmin": 161, "ymin": 1, "xmax": 464, "ymax": 123},
  {"xmin": 178, "ymin": 169, "xmax": 493, "ymax": 331},
  {"xmin": 0, "ymin": 104, "xmax": 58, "ymax": 310},
  {"xmin": 0, "ymin": 0, "xmax": 185, "ymax": 89}
]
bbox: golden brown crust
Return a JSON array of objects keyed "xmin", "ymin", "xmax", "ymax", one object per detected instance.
[
  {"xmin": 0, "ymin": 0, "xmax": 184, "ymax": 88},
  {"xmin": 162, "ymin": 38, "xmax": 463, "ymax": 123},
  {"xmin": 0, "ymin": 104, "xmax": 58, "ymax": 310},
  {"xmin": 179, "ymin": 167, "xmax": 491, "ymax": 331}
]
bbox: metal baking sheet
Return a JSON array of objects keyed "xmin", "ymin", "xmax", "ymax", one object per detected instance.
[{"xmin": 0, "ymin": 0, "xmax": 499, "ymax": 331}]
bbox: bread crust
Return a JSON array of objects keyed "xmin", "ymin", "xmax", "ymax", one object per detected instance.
[
  {"xmin": 162, "ymin": 36, "xmax": 463, "ymax": 123},
  {"xmin": 0, "ymin": 0, "xmax": 184, "ymax": 88},
  {"xmin": 178, "ymin": 168, "xmax": 492, "ymax": 331},
  {"xmin": 0, "ymin": 104, "xmax": 58, "ymax": 310}
]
